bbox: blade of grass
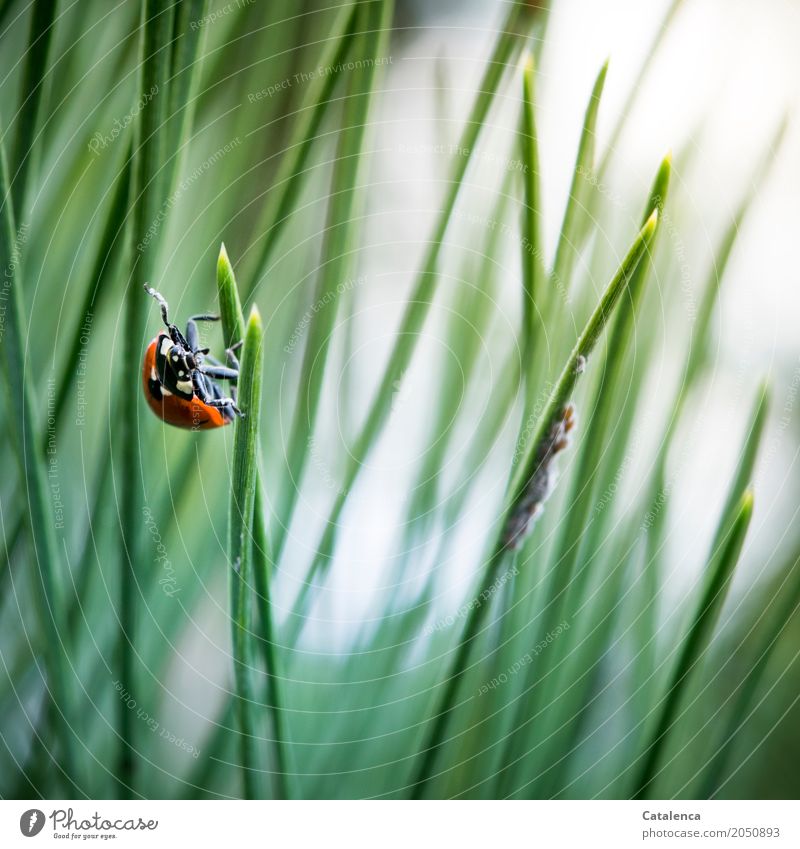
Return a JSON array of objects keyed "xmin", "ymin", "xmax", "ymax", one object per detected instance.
[
  {"xmin": 11, "ymin": 0, "xmax": 57, "ymax": 211},
  {"xmin": 228, "ymin": 305, "xmax": 264, "ymax": 799},
  {"xmin": 626, "ymin": 377, "xmax": 769, "ymax": 792},
  {"xmin": 545, "ymin": 374, "xmax": 767, "ymax": 796},
  {"xmin": 13, "ymin": 446, "xmax": 112, "ymax": 794},
  {"xmin": 0, "ymin": 129, "xmax": 82, "ymax": 791},
  {"xmin": 218, "ymin": 243, "xmax": 290, "ymax": 798},
  {"xmin": 0, "ymin": 492, "xmax": 24, "ymax": 597},
  {"xmin": 710, "ymin": 380, "xmax": 769, "ymax": 554},
  {"xmin": 272, "ymin": 0, "xmax": 393, "ymax": 562},
  {"xmin": 307, "ymin": 179, "xmax": 514, "ymax": 650},
  {"xmin": 509, "ymin": 208, "xmax": 659, "ymax": 503},
  {"xmin": 116, "ymin": 0, "xmax": 172, "ymax": 796},
  {"xmin": 550, "ymin": 60, "xmax": 608, "ymax": 299},
  {"xmin": 696, "ymin": 548, "xmax": 800, "ymax": 798},
  {"xmin": 251, "ymin": 486, "xmax": 293, "ymax": 799},
  {"xmin": 0, "ymin": 0, "xmax": 22, "ymax": 35},
  {"xmin": 216, "ymin": 242, "xmax": 247, "ymax": 346},
  {"xmin": 652, "ymin": 120, "xmax": 785, "ymax": 478},
  {"xmin": 500, "ymin": 155, "xmax": 670, "ymax": 795},
  {"xmin": 399, "ymin": 177, "xmax": 511, "ymax": 545},
  {"xmin": 632, "ymin": 488, "xmax": 754, "ymax": 799},
  {"xmin": 573, "ymin": 0, "xmax": 684, "ymax": 273},
  {"xmin": 168, "ymin": 1, "xmax": 208, "ymax": 145},
  {"xmin": 298, "ymin": 3, "xmax": 539, "ymax": 580},
  {"xmin": 537, "ymin": 522, "xmax": 645, "ymax": 798},
  {"xmin": 410, "ymin": 208, "xmax": 659, "ymax": 798},
  {"xmin": 243, "ymin": 0, "xmax": 359, "ymax": 286},
  {"xmin": 164, "ymin": 0, "xmax": 210, "ymax": 193},
  {"xmin": 520, "ymin": 53, "xmax": 545, "ymax": 397},
  {"xmin": 687, "ymin": 120, "xmax": 787, "ymax": 390},
  {"xmin": 51, "ymin": 150, "xmax": 131, "ymax": 426},
  {"xmin": 0, "ymin": 150, "xmax": 131, "ymax": 626},
  {"xmin": 637, "ymin": 123, "xmax": 785, "ymax": 684}
]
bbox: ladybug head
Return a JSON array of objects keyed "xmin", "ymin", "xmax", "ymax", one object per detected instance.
[{"xmin": 164, "ymin": 342, "xmax": 198, "ymax": 376}]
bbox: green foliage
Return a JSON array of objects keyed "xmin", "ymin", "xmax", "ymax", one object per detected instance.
[
  {"xmin": 633, "ymin": 490, "xmax": 754, "ymax": 798},
  {"xmin": 228, "ymin": 305, "xmax": 265, "ymax": 799},
  {"xmin": 1, "ymin": 126, "xmax": 82, "ymax": 792}
]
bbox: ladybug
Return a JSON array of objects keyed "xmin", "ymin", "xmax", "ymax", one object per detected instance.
[{"xmin": 142, "ymin": 283, "xmax": 243, "ymax": 429}]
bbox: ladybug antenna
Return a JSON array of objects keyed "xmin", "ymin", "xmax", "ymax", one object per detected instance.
[{"xmin": 143, "ymin": 283, "xmax": 172, "ymax": 330}]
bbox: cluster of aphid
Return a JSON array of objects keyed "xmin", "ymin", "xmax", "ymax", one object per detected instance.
[{"xmin": 502, "ymin": 404, "xmax": 577, "ymax": 550}]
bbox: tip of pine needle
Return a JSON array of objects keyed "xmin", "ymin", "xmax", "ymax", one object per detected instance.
[
  {"xmin": 247, "ymin": 304, "xmax": 262, "ymax": 331},
  {"xmin": 524, "ymin": 53, "xmax": 535, "ymax": 75}
]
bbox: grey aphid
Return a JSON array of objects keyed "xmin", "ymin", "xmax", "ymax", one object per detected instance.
[{"xmin": 502, "ymin": 404, "xmax": 576, "ymax": 550}]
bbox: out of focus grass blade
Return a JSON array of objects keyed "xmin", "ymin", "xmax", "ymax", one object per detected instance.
[
  {"xmin": 302, "ymin": 4, "xmax": 538, "ymax": 579},
  {"xmin": 273, "ymin": 0, "xmax": 393, "ymax": 561},
  {"xmin": 410, "ymin": 208, "xmax": 659, "ymax": 799},
  {"xmin": 10, "ymin": 0, "xmax": 57, "ymax": 211},
  {"xmin": 520, "ymin": 54, "xmax": 545, "ymax": 390},
  {"xmin": 116, "ymin": 0, "xmax": 172, "ymax": 796},
  {"xmin": 52, "ymin": 152, "xmax": 131, "ymax": 426},
  {"xmin": 697, "ymin": 548, "xmax": 800, "ymax": 798},
  {"xmin": 632, "ymin": 489, "xmax": 754, "ymax": 799},
  {"xmin": 630, "ymin": 378, "xmax": 769, "ymax": 790},
  {"xmin": 537, "ymin": 521, "xmax": 645, "ymax": 798},
  {"xmin": 244, "ymin": 0, "xmax": 359, "ymax": 284},
  {"xmin": 640, "ymin": 121, "xmax": 785, "ymax": 626},
  {"xmin": 0, "ymin": 130, "xmax": 82, "ymax": 791},
  {"xmin": 500, "ymin": 155, "xmax": 670, "ymax": 795},
  {"xmin": 228, "ymin": 306, "xmax": 265, "ymax": 799},
  {"xmin": 509, "ymin": 208, "xmax": 658, "ymax": 502},
  {"xmin": 550, "ymin": 60, "xmax": 607, "ymax": 297},
  {"xmin": 709, "ymin": 380, "xmax": 768, "ymax": 554},
  {"xmin": 545, "ymin": 155, "xmax": 669, "ymax": 621},
  {"xmin": 686, "ymin": 118, "xmax": 787, "ymax": 388},
  {"xmin": 0, "ymin": 152, "xmax": 131, "ymax": 653},
  {"xmin": 164, "ymin": 0, "xmax": 210, "ymax": 190}
]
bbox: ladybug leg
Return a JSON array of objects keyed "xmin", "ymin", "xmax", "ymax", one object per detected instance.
[
  {"xmin": 144, "ymin": 283, "xmax": 171, "ymax": 326},
  {"xmin": 200, "ymin": 357, "xmax": 238, "ymax": 407},
  {"xmin": 199, "ymin": 341, "xmax": 241, "ymax": 384},
  {"xmin": 143, "ymin": 284, "xmax": 190, "ymax": 348},
  {"xmin": 198, "ymin": 364, "xmax": 239, "ymax": 382},
  {"xmin": 225, "ymin": 341, "xmax": 242, "ymax": 372},
  {"xmin": 221, "ymin": 342, "xmax": 242, "ymax": 406},
  {"xmin": 192, "ymin": 371, "xmax": 242, "ymax": 417},
  {"xmin": 198, "ymin": 365, "xmax": 240, "ymax": 406},
  {"xmin": 195, "ymin": 340, "xmax": 240, "ymax": 368},
  {"xmin": 186, "ymin": 314, "xmax": 219, "ymax": 353}
]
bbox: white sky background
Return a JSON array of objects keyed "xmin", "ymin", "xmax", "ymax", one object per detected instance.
[{"xmin": 289, "ymin": 0, "xmax": 800, "ymax": 646}]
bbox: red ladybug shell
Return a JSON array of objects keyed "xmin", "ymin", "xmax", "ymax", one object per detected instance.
[{"xmin": 142, "ymin": 338, "xmax": 229, "ymax": 430}]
